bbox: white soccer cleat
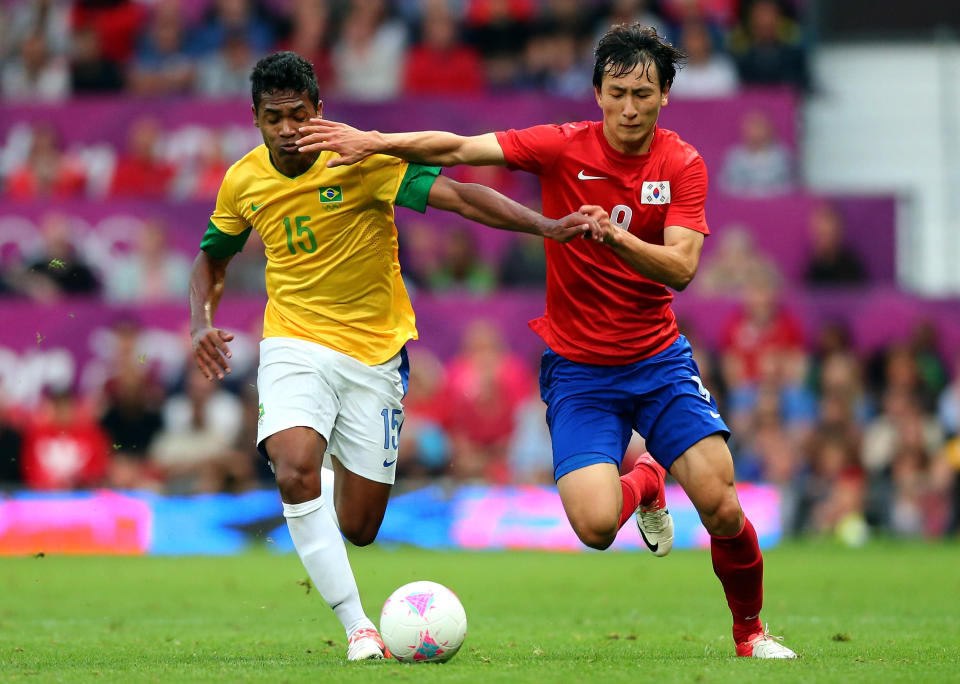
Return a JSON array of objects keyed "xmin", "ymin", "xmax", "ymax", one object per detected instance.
[
  {"xmin": 735, "ymin": 625, "xmax": 798, "ymax": 659},
  {"xmin": 633, "ymin": 453, "xmax": 674, "ymax": 557},
  {"xmin": 346, "ymin": 627, "xmax": 387, "ymax": 661},
  {"xmin": 636, "ymin": 503, "xmax": 674, "ymax": 557}
]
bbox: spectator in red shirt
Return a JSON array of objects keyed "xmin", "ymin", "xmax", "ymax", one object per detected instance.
[
  {"xmin": 721, "ymin": 268, "xmax": 804, "ymax": 387},
  {"xmin": 109, "ymin": 117, "xmax": 174, "ymax": 198},
  {"xmin": 71, "ymin": 0, "xmax": 145, "ymax": 66},
  {"xmin": 4, "ymin": 124, "xmax": 86, "ymax": 200},
  {"xmin": 404, "ymin": 0, "xmax": 485, "ymax": 95},
  {"xmin": 442, "ymin": 320, "xmax": 535, "ymax": 483},
  {"xmin": 21, "ymin": 389, "xmax": 110, "ymax": 490}
]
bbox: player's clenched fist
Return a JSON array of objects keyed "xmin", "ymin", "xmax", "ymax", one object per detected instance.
[
  {"xmin": 191, "ymin": 327, "xmax": 234, "ymax": 380},
  {"xmin": 577, "ymin": 205, "xmax": 617, "ymax": 244}
]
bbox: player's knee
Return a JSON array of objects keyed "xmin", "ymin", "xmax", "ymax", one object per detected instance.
[
  {"xmin": 573, "ymin": 518, "xmax": 618, "ymax": 550},
  {"xmin": 271, "ymin": 454, "xmax": 321, "ymax": 501},
  {"xmin": 339, "ymin": 518, "xmax": 379, "ymax": 547},
  {"xmin": 579, "ymin": 531, "xmax": 615, "ymax": 550},
  {"xmin": 704, "ymin": 496, "xmax": 743, "ymax": 537}
]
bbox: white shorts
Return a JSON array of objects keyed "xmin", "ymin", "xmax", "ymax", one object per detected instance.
[{"xmin": 256, "ymin": 337, "xmax": 409, "ymax": 485}]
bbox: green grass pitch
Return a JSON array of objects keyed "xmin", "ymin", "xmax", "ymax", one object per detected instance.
[{"xmin": 2, "ymin": 542, "xmax": 958, "ymax": 682}]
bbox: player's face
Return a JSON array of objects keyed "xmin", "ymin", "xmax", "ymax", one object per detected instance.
[
  {"xmin": 594, "ymin": 61, "xmax": 668, "ymax": 154},
  {"xmin": 253, "ymin": 90, "xmax": 321, "ymax": 163}
]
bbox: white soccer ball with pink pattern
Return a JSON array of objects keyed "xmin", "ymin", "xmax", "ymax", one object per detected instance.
[{"xmin": 380, "ymin": 580, "xmax": 467, "ymax": 663}]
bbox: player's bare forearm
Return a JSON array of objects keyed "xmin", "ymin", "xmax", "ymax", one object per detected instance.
[
  {"xmin": 427, "ymin": 177, "xmax": 599, "ymax": 243},
  {"xmin": 189, "ymin": 251, "xmax": 235, "ymax": 379},
  {"xmin": 189, "ymin": 251, "xmax": 229, "ymax": 332},
  {"xmin": 607, "ymin": 232, "xmax": 702, "ymax": 290},
  {"xmin": 379, "ymin": 131, "xmax": 506, "ymax": 167},
  {"xmin": 296, "ymin": 119, "xmax": 505, "ymax": 167}
]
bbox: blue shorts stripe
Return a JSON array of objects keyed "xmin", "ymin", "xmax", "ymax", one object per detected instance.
[{"xmin": 398, "ymin": 346, "xmax": 410, "ymax": 397}]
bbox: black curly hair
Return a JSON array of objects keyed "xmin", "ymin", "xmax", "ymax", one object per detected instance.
[
  {"xmin": 250, "ymin": 51, "xmax": 319, "ymax": 112},
  {"xmin": 593, "ymin": 23, "xmax": 686, "ymax": 92}
]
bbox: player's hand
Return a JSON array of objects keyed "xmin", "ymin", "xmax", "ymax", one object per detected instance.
[
  {"xmin": 542, "ymin": 212, "xmax": 602, "ymax": 243},
  {"xmin": 191, "ymin": 327, "xmax": 234, "ymax": 380},
  {"xmin": 295, "ymin": 119, "xmax": 378, "ymax": 166},
  {"xmin": 577, "ymin": 205, "xmax": 617, "ymax": 244}
]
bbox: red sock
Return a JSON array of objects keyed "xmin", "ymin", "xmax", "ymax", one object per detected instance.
[
  {"xmin": 617, "ymin": 460, "xmax": 661, "ymax": 529},
  {"xmin": 710, "ymin": 517, "xmax": 764, "ymax": 643}
]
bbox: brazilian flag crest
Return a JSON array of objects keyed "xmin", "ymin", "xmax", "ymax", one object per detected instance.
[{"xmin": 319, "ymin": 186, "xmax": 343, "ymax": 203}]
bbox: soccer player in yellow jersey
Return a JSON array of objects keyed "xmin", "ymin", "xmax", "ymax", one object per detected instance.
[{"xmin": 188, "ymin": 52, "xmax": 600, "ymax": 661}]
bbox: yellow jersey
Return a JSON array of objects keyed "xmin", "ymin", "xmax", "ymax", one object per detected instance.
[{"xmin": 202, "ymin": 144, "xmax": 439, "ymax": 365}]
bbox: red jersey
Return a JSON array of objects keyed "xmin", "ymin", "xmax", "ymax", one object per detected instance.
[{"xmin": 495, "ymin": 122, "xmax": 709, "ymax": 365}]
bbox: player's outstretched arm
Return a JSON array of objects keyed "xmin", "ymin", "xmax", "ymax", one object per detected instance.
[
  {"xmin": 296, "ymin": 119, "xmax": 506, "ymax": 168},
  {"xmin": 189, "ymin": 250, "xmax": 235, "ymax": 380},
  {"xmin": 426, "ymin": 176, "xmax": 603, "ymax": 243},
  {"xmin": 579, "ymin": 205, "xmax": 704, "ymax": 291}
]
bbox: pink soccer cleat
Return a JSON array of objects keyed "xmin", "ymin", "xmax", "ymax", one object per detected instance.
[{"xmin": 347, "ymin": 627, "xmax": 389, "ymax": 661}]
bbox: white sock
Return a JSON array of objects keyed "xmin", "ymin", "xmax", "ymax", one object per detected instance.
[
  {"xmin": 283, "ymin": 496, "xmax": 374, "ymax": 639},
  {"xmin": 319, "ymin": 467, "xmax": 339, "ymax": 528}
]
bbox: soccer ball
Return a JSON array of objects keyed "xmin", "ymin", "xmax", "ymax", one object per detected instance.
[{"xmin": 380, "ymin": 580, "xmax": 467, "ymax": 663}]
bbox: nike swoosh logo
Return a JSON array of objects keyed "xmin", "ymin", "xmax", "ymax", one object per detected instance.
[
  {"xmin": 638, "ymin": 526, "xmax": 658, "ymax": 553},
  {"xmin": 577, "ymin": 170, "xmax": 607, "ymax": 180},
  {"xmin": 251, "ymin": 203, "xmax": 262, "ymax": 211},
  {"xmin": 383, "ymin": 458, "xmax": 397, "ymax": 467},
  {"xmin": 710, "ymin": 411, "xmax": 721, "ymax": 419}
]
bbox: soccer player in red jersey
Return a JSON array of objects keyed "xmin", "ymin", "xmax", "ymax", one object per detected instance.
[{"xmin": 296, "ymin": 23, "xmax": 798, "ymax": 658}]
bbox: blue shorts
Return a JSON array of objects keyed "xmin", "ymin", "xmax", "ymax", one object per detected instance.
[{"xmin": 539, "ymin": 335, "xmax": 729, "ymax": 481}]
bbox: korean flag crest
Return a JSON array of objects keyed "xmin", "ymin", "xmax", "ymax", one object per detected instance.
[{"xmin": 641, "ymin": 181, "xmax": 670, "ymax": 204}]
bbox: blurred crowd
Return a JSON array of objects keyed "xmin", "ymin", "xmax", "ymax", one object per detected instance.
[
  {"xmin": 2, "ymin": 0, "xmax": 957, "ymax": 542},
  {"xmin": 0, "ymin": 0, "xmax": 809, "ymax": 204},
  {"xmin": 0, "ymin": 0, "xmax": 808, "ymax": 103},
  {"xmin": 0, "ymin": 102, "xmax": 799, "ymax": 202},
  {"xmin": 0, "ymin": 275, "xmax": 957, "ymax": 541},
  {"xmin": 1, "ymin": 208, "xmax": 957, "ymax": 541},
  {"xmin": 0, "ymin": 186, "xmax": 869, "ymax": 303}
]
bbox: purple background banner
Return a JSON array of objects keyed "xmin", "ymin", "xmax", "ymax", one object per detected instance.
[
  {"xmin": 0, "ymin": 91, "xmax": 798, "ymax": 171},
  {"xmin": 1, "ymin": 291, "xmax": 957, "ymax": 405},
  {"xmin": 0, "ymin": 193, "xmax": 896, "ymax": 284},
  {"xmin": 1, "ymin": 92, "xmax": 896, "ymax": 281}
]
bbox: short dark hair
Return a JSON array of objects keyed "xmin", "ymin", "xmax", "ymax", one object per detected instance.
[
  {"xmin": 250, "ymin": 51, "xmax": 319, "ymax": 112},
  {"xmin": 593, "ymin": 23, "xmax": 686, "ymax": 91}
]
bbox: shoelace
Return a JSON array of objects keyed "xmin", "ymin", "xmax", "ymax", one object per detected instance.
[
  {"xmin": 349, "ymin": 628, "xmax": 382, "ymax": 645},
  {"xmin": 749, "ymin": 623, "xmax": 785, "ymax": 645},
  {"xmin": 638, "ymin": 507, "xmax": 667, "ymax": 533}
]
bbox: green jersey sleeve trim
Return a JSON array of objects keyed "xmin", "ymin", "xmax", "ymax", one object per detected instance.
[
  {"xmin": 395, "ymin": 163, "xmax": 441, "ymax": 213},
  {"xmin": 201, "ymin": 220, "xmax": 252, "ymax": 258}
]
